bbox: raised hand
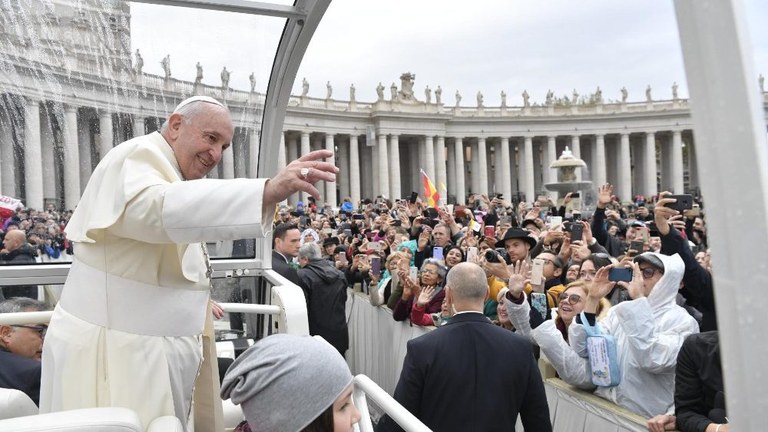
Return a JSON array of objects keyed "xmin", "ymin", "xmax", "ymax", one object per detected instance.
[
  {"xmin": 416, "ymin": 285, "xmax": 435, "ymax": 307},
  {"xmin": 263, "ymin": 150, "xmax": 338, "ymax": 208},
  {"xmin": 507, "ymin": 260, "xmax": 530, "ymax": 298},
  {"xmin": 596, "ymin": 183, "xmax": 613, "ymax": 209}
]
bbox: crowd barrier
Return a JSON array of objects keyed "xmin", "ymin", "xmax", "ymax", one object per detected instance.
[{"xmin": 345, "ymin": 290, "xmax": 650, "ymax": 432}]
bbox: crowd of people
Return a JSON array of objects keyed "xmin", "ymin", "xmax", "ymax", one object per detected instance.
[{"xmin": 268, "ymin": 185, "xmax": 724, "ymax": 432}]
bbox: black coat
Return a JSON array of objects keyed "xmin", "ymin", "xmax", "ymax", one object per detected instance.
[
  {"xmin": 0, "ymin": 245, "xmax": 38, "ymax": 299},
  {"xmin": 675, "ymin": 332, "xmax": 725, "ymax": 432},
  {"xmin": 378, "ymin": 313, "xmax": 552, "ymax": 432},
  {"xmin": 297, "ymin": 259, "xmax": 349, "ymax": 355},
  {"xmin": 271, "ymin": 250, "xmax": 302, "ymax": 287},
  {"xmin": 0, "ymin": 348, "xmax": 41, "ymax": 405}
]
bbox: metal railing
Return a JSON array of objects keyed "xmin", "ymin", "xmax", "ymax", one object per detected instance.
[{"xmin": 352, "ymin": 374, "xmax": 431, "ymax": 432}]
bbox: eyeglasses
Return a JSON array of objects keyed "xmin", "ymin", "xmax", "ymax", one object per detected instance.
[
  {"xmin": 639, "ymin": 267, "xmax": 661, "ymax": 280},
  {"xmin": 558, "ymin": 293, "xmax": 583, "ymax": 304},
  {"xmin": 13, "ymin": 324, "xmax": 47, "ymax": 337}
]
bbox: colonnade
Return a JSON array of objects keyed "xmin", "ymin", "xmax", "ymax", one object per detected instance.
[
  {"xmin": 277, "ymin": 129, "xmax": 694, "ymax": 207},
  {"xmin": 0, "ymin": 95, "xmax": 260, "ymax": 210}
]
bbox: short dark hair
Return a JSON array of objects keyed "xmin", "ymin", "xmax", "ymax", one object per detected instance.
[{"xmin": 272, "ymin": 223, "xmax": 299, "ymax": 248}]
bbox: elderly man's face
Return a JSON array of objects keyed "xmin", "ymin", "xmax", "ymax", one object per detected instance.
[
  {"xmin": 0, "ymin": 322, "xmax": 45, "ymax": 360},
  {"xmin": 432, "ymin": 226, "xmax": 450, "ymax": 247},
  {"xmin": 168, "ymin": 104, "xmax": 234, "ymax": 180}
]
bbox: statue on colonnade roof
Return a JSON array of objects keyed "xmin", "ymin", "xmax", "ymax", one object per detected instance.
[{"xmin": 398, "ymin": 72, "xmax": 417, "ymax": 102}]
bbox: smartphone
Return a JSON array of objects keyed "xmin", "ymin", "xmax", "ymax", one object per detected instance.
[
  {"xmin": 409, "ymin": 267, "xmax": 418, "ymax": 281},
  {"xmin": 299, "ymin": 216, "xmax": 308, "ymax": 226},
  {"xmin": 531, "ymin": 292, "xmax": 548, "ymax": 318},
  {"xmin": 409, "ymin": 191, "xmax": 418, "ymax": 204},
  {"xmin": 433, "ymin": 246, "xmax": 444, "ymax": 260},
  {"xmin": 343, "ymin": 228, "xmax": 352, "ymax": 237},
  {"xmin": 571, "ymin": 192, "xmax": 581, "ymax": 198},
  {"xmin": 369, "ymin": 241, "xmax": 381, "ymax": 252},
  {"xmin": 608, "ymin": 267, "xmax": 633, "ymax": 282},
  {"xmin": 484, "ymin": 226, "xmax": 495, "ymax": 238},
  {"xmin": 665, "ymin": 194, "xmax": 694, "ymax": 212},
  {"xmin": 570, "ymin": 223, "xmax": 584, "ymax": 241},
  {"xmin": 352, "ymin": 214, "xmax": 365, "ymax": 220},
  {"xmin": 466, "ymin": 246, "xmax": 478, "ymax": 262},
  {"xmin": 337, "ymin": 252, "xmax": 348, "ymax": 265},
  {"xmin": 370, "ymin": 256, "xmax": 381, "ymax": 276},
  {"xmin": 550, "ymin": 216, "xmax": 563, "ymax": 229},
  {"xmin": 629, "ymin": 240, "xmax": 644, "ymax": 254},
  {"xmin": 530, "ymin": 258, "xmax": 545, "ymax": 285},
  {"xmin": 446, "ymin": 204, "xmax": 454, "ymax": 214}
]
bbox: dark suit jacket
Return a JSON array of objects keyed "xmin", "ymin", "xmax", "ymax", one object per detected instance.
[
  {"xmin": 379, "ymin": 312, "xmax": 552, "ymax": 432},
  {"xmin": 0, "ymin": 348, "xmax": 41, "ymax": 405},
  {"xmin": 271, "ymin": 250, "xmax": 301, "ymax": 287}
]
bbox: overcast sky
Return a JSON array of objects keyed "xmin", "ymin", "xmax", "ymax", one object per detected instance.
[{"xmin": 131, "ymin": 0, "xmax": 768, "ymax": 107}]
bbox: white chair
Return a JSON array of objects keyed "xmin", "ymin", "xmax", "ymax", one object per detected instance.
[{"xmin": 0, "ymin": 388, "xmax": 37, "ymax": 420}]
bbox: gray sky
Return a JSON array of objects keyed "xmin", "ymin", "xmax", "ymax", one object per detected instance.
[{"xmin": 131, "ymin": 0, "xmax": 768, "ymax": 107}]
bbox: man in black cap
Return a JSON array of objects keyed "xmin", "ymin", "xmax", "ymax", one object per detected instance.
[
  {"xmin": 496, "ymin": 227, "xmax": 537, "ymax": 263},
  {"xmin": 322, "ymin": 236, "xmax": 340, "ymax": 260}
]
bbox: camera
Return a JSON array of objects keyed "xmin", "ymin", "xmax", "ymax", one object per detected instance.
[{"xmin": 485, "ymin": 248, "xmax": 511, "ymax": 265}]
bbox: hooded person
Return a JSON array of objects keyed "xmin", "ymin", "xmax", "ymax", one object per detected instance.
[
  {"xmin": 567, "ymin": 252, "xmax": 699, "ymax": 418},
  {"xmin": 221, "ymin": 334, "xmax": 360, "ymax": 432}
]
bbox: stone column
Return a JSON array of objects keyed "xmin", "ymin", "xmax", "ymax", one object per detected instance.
[
  {"xmin": 435, "ymin": 136, "xmax": 446, "ymax": 204},
  {"xmin": 390, "ymin": 134, "xmax": 401, "ymax": 200},
  {"xmin": 619, "ymin": 133, "xmax": 632, "ymax": 201},
  {"xmin": 337, "ymin": 137, "xmax": 349, "ymax": 201},
  {"xmin": 233, "ymin": 130, "xmax": 248, "ymax": 179},
  {"xmin": 523, "ymin": 136, "xmax": 535, "ymax": 202},
  {"xmin": 300, "ymin": 131, "xmax": 311, "ymax": 202},
  {"xmin": 424, "ymin": 135, "xmax": 435, "ymax": 189},
  {"xmin": 477, "ymin": 137, "xmax": 488, "ymax": 195},
  {"xmin": 547, "ymin": 136, "xmax": 557, "ymax": 184},
  {"xmin": 454, "ymin": 138, "xmax": 466, "ymax": 204},
  {"xmin": 324, "ymin": 133, "xmax": 337, "ymax": 206},
  {"xmin": 671, "ymin": 130, "xmax": 684, "ymax": 193},
  {"xmin": 470, "ymin": 140, "xmax": 479, "ymax": 193},
  {"xmin": 40, "ymin": 106, "xmax": 56, "ymax": 202},
  {"xmin": 248, "ymin": 128, "xmax": 260, "ymax": 178},
  {"xmin": 276, "ymin": 132, "xmax": 287, "ymax": 205},
  {"xmin": 493, "ymin": 141, "xmax": 502, "ymax": 195},
  {"xmin": 221, "ymin": 137, "xmax": 235, "ymax": 179},
  {"xmin": 99, "ymin": 110, "xmax": 113, "ymax": 161},
  {"xmin": 77, "ymin": 111, "xmax": 92, "ymax": 191},
  {"xmin": 0, "ymin": 107, "xmax": 15, "ymax": 197},
  {"xmin": 644, "ymin": 132, "xmax": 657, "ymax": 197},
  {"xmin": 377, "ymin": 134, "xmax": 390, "ymax": 199},
  {"xmin": 133, "ymin": 114, "xmax": 144, "ymax": 137},
  {"xmin": 500, "ymin": 137, "xmax": 512, "ymax": 199},
  {"xmin": 62, "ymin": 105, "xmax": 81, "ymax": 210},
  {"xmin": 595, "ymin": 133, "xmax": 607, "ymax": 187},
  {"xmin": 23, "ymin": 98, "xmax": 44, "ymax": 209},
  {"xmin": 349, "ymin": 134, "xmax": 361, "ymax": 205},
  {"xmin": 571, "ymin": 135, "xmax": 581, "ymax": 181},
  {"xmin": 446, "ymin": 140, "xmax": 456, "ymax": 201}
]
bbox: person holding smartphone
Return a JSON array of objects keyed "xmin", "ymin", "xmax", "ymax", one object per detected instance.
[{"xmin": 568, "ymin": 252, "xmax": 699, "ymax": 418}]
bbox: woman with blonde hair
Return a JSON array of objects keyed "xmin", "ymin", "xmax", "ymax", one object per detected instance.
[{"xmin": 502, "ymin": 265, "xmax": 610, "ymax": 390}]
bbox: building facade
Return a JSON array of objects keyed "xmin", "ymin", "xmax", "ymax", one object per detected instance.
[{"xmin": 3, "ymin": 0, "xmax": 757, "ymax": 211}]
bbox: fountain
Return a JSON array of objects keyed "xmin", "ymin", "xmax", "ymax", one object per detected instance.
[{"xmin": 544, "ymin": 146, "xmax": 595, "ymax": 211}]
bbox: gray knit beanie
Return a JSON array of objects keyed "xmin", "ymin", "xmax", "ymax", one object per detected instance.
[{"xmin": 220, "ymin": 334, "xmax": 353, "ymax": 432}]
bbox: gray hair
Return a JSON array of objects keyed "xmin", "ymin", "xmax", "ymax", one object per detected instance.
[
  {"xmin": 159, "ymin": 98, "xmax": 225, "ymax": 133},
  {"xmin": 421, "ymin": 258, "xmax": 448, "ymax": 281},
  {"xmin": 299, "ymin": 242, "xmax": 322, "ymax": 261},
  {"xmin": 0, "ymin": 298, "xmax": 48, "ymax": 314},
  {"xmin": 445, "ymin": 262, "xmax": 488, "ymax": 302}
]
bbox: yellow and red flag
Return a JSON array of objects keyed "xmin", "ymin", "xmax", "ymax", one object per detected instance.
[{"xmin": 420, "ymin": 169, "xmax": 440, "ymax": 207}]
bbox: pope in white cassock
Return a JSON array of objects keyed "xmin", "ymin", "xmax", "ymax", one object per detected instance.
[{"xmin": 39, "ymin": 96, "xmax": 337, "ymax": 431}]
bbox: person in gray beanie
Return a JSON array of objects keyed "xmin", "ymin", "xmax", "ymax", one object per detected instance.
[{"xmin": 221, "ymin": 334, "xmax": 361, "ymax": 432}]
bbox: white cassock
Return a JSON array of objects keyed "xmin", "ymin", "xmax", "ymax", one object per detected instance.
[{"xmin": 39, "ymin": 132, "xmax": 271, "ymax": 431}]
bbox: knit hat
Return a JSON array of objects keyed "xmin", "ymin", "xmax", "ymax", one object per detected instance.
[{"xmin": 221, "ymin": 334, "xmax": 353, "ymax": 432}]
